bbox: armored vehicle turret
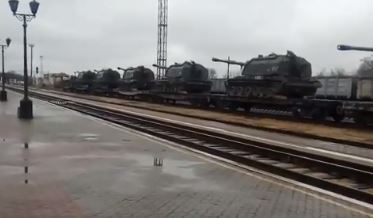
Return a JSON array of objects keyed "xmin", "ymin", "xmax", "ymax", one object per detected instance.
[
  {"xmin": 120, "ymin": 66, "xmax": 155, "ymax": 91},
  {"xmin": 68, "ymin": 71, "xmax": 97, "ymax": 93},
  {"xmin": 94, "ymin": 69, "xmax": 121, "ymax": 94},
  {"xmin": 227, "ymin": 51, "xmax": 321, "ymax": 99},
  {"xmin": 156, "ymin": 61, "xmax": 211, "ymax": 94}
]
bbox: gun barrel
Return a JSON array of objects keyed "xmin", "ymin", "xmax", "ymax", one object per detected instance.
[
  {"xmin": 152, "ymin": 64, "xmax": 168, "ymax": 69},
  {"xmin": 212, "ymin": 57, "xmax": 245, "ymax": 66},
  {"xmin": 338, "ymin": 44, "xmax": 373, "ymax": 52}
]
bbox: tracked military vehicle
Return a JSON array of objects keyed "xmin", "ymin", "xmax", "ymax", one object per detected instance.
[
  {"xmin": 68, "ymin": 71, "xmax": 97, "ymax": 93},
  {"xmin": 120, "ymin": 66, "xmax": 155, "ymax": 91},
  {"xmin": 156, "ymin": 61, "xmax": 212, "ymax": 94},
  {"xmin": 93, "ymin": 69, "xmax": 121, "ymax": 94},
  {"xmin": 227, "ymin": 51, "xmax": 321, "ymax": 99}
]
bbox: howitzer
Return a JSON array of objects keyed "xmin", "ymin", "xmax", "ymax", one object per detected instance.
[
  {"xmin": 152, "ymin": 64, "xmax": 168, "ymax": 70},
  {"xmin": 212, "ymin": 57, "xmax": 245, "ymax": 67},
  {"xmin": 338, "ymin": 44, "xmax": 373, "ymax": 52},
  {"xmin": 212, "ymin": 57, "xmax": 245, "ymax": 79},
  {"xmin": 118, "ymin": 67, "xmax": 138, "ymax": 75}
]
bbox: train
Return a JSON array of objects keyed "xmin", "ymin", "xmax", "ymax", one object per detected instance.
[
  {"xmin": 61, "ymin": 52, "xmax": 373, "ymax": 124},
  {"xmin": 213, "ymin": 76, "xmax": 373, "ymax": 101},
  {"xmin": 315, "ymin": 76, "xmax": 373, "ymax": 101}
]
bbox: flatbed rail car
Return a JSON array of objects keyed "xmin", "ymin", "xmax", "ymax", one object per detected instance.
[
  {"xmin": 117, "ymin": 90, "xmax": 211, "ymax": 105},
  {"xmin": 117, "ymin": 89, "xmax": 345, "ymax": 121},
  {"xmin": 342, "ymin": 101, "xmax": 373, "ymax": 124},
  {"xmin": 128, "ymin": 89, "xmax": 373, "ymax": 124},
  {"xmin": 208, "ymin": 94, "xmax": 345, "ymax": 121},
  {"xmin": 212, "ymin": 95, "xmax": 373, "ymax": 124}
]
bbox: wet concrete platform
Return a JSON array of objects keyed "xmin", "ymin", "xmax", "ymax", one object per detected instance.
[{"xmin": 0, "ymin": 91, "xmax": 372, "ymax": 218}]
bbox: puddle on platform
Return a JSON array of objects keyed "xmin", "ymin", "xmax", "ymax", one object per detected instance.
[
  {"xmin": 124, "ymin": 153, "xmax": 202, "ymax": 180},
  {"xmin": 78, "ymin": 133, "xmax": 99, "ymax": 141},
  {"xmin": 20, "ymin": 141, "xmax": 51, "ymax": 149},
  {"xmin": 23, "ymin": 143, "xmax": 30, "ymax": 184},
  {"xmin": 153, "ymin": 157, "xmax": 164, "ymax": 167}
]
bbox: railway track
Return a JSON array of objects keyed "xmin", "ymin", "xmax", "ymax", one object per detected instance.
[
  {"xmin": 10, "ymin": 87, "xmax": 373, "ymax": 205},
  {"xmin": 26, "ymin": 88, "xmax": 373, "ymax": 149},
  {"xmin": 36, "ymin": 87, "xmax": 369, "ymax": 128},
  {"xmin": 116, "ymin": 90, "xmax": 371, "ymax": 127}
]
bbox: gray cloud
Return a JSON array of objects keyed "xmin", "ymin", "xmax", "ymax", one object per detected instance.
[{"xmin": 1, "ymin": 0, "xmax": 373, "ymax": 77}]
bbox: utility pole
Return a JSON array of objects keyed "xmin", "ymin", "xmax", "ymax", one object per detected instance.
[
  {"xmin": 40, "ymin": 55, "xmax": 43, "ymax": 78},
  {"xmin": 157, "ymin": 0, "xmax": 168, "ymax": 80},
  {"xmin": 29, "ymin": 44, "xmax": 34, "ymax": 85},
  {"xmin": 0, "ymin": 38, "xmax": 11, "ymax": 102}
]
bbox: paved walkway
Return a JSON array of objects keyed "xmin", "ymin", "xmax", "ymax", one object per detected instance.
[{"xmin": 0, "ymin": 91, "xmax": 371, "ymax": 218}]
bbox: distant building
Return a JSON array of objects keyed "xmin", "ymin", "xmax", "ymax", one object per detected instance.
[{"xmin": 42, "ymin": 73, "xmax": 70, "ymax": 88}]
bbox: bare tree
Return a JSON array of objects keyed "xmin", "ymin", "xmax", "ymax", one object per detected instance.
[
  {"xmin": 316, "ymin": 68, "xmax": 347, "ymax": 77},
  {"xmin": 223, "ymin": 70, "xmax": 241, "ymax": 79},
  {"xmin": 208, "ymin": 68, "xmax": 217, "ymax": 79},
  {"xmin": 316, "ymin": 68, "xmax": 327, "ymax": 77},
  {"xmin": 330, "ymin": 67, "xmax": 346, "ymax": 76},
  {"xmin": 357, "ymin": 57, "xmax": 373, "ymax": 77}
]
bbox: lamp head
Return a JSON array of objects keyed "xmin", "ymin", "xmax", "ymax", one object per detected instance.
[
  {"xmin": 8, "ymin": 0, "xmax": 19, "ymax": 15},
  {"xmin": 6, "ymin": 38, "xmax": 11, "ymax": 47},
  {"xmin": 29, "ymin": 0, "xmax": 40, "ymax": 16}
]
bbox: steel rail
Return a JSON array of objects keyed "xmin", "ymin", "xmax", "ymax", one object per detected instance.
[
  {"xmin": 27, "ymin": 87, "xmax": 373, "ymax": 149},
  {"xmin": 9, "ymin": 87, "xmax": 373, "ymax": 204}
]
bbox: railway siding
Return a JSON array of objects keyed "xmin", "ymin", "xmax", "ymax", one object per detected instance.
[{"xmin": 30, "ymin": 88, "xmax": 373, "ymax": 147}]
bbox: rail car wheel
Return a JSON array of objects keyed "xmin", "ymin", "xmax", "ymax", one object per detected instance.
[
  {"xmin": 228, "ymin": 102, "xmax": 240, "ymax": 111},
  {"xmin": 200, "ymin": 100, "xmax": 209, "ymax": 108},
  {"xmin": 152, "ymin": 96, "xmax": 163, "ymax": 104},
  {"xmin": 292, "ymin": 107, "xmax": 303, "ymax": 118},
  {"xmin": 331, "ymin": 105, "xmax": 345, "ymax": 123},
  {"xmin": 190, "ymin": 99, "xmax": 208, "ymax": 107},
  {"xmin": 211, "ymin": 100, "xmax": 225, "ymax": 109},
  {"xmin": 190, "ymin": 99, "xmax": 200, "ymax": 107},
  {"xmin": 311, "ymin": 108, "xmax": 326, "ymax": 120},
  {"xmin": 244, "ymin": 104, "xmax": 252, "ymax": 112},
  {"xmin": 331, "ymin": 113, "xmax": 344, "ymax": 123},
  {"xmin": 353, "ymin": 113, "xmax": 367, "ymax": 125}
]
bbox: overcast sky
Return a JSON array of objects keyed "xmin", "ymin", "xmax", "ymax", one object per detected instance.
[{"xmin": 1, "ymin": 0, "xmax": 373, "ymax": 77}]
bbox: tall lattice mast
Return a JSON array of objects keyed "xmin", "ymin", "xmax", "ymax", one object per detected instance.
[{"xmin": 157, "ymin": 0, "xmax": 168, "ymax": 79}]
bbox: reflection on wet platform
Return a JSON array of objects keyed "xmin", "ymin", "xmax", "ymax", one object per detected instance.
[{"xmin": 23, "ymin": 143, "xmax": 29, "ymax": 184}]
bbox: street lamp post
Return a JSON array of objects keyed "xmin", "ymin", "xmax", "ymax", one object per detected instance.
[
  {"xmin": 8, "ymin": 0, "xmax": 40, "ymax": 119},
  {"xmin": 0, "ymin": 38, "xmax": 12, "ymax": 102}
]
